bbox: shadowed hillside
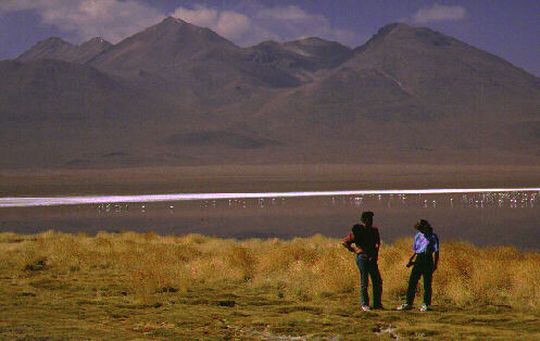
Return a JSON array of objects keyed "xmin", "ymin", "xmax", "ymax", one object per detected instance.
[{"xmin": 1, "ymin": 18, "xmax": 539, "ymax": 168}]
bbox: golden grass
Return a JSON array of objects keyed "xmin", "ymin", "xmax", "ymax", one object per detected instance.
[{"xmin": 1, "ymin": 230, "xmax": 538, "ymax": 308}]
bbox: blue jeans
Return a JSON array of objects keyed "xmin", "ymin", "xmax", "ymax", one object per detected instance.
[{"xmin": 356, "ymin": 254, "xmax": 383, "ymax": 307}]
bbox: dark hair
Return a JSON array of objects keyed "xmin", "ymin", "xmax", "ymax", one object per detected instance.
[
  {"xmin": 415, "ymin": 219, "xmax": 433, "ymax": 233},
  {"xmin": 361, "ymin": 211, "xmax": 374, "ymax": 223}
]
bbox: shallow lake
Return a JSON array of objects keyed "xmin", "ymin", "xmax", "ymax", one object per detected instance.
[{"xmin": 1, "ymin": 190, "xmax": 539, "ymax": 249}]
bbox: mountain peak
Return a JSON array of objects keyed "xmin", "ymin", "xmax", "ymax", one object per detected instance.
[
  {"xmin": 254, "ymin": 40, "xmax": 281, "ymax": 48},
  {"xmin": 88, "ymin": 14, "xmax": 238, "ymax": 75},
  {"xmin": 17, "ymin": 37, "xmax": 75, "ymax": 62},
  {"xmin": 367, "ymin": 22, "xmax": 417, "ymax": 43},
  {"xmin": 378, "ymin": 22, "xmax": 412, "ymax": 33},
  {"xmin": 286, "ymin": 37, "xmax": 335, "ymax": 49},
  {"xmin": 37, "ymin": 37, "xmax": 74, "ymax": 48},
  {"xmin": 355, "ymin": 22, "xmax": 455, "ymax": 54},
  {"xmin": 162, "ymin": 16, "xmax": 187, "ymax": 24},
  {"xmin": 80, "ymin": 37, "xmax": 112, "ymax": 48},
  {"xmin": 140, "ymin": 15, "xmax": 232, "ymax": 45},
  {"xmin": 85, "ymin": 37, "xmax": 109, "ymax": 43},
  {"xmin": 17, "ymin": 36, "xmax": 113, "ymax": 64},
  {"xmin": 156, "ymin": 16, "xmax": 188, "ymax": 27}
]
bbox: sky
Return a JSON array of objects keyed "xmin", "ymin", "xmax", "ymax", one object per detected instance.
[{"xmin": 0, "ymin": 0, "xmax": 538, "ymax": 76}]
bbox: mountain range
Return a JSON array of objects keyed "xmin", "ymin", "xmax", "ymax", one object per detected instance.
[{"xmin": 1, "ymin": 17, "xmax": 539, "ymax": 169}]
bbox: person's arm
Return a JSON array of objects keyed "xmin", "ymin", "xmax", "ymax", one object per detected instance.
[
  {"xmin": 406, "ymin": 253, "xmax": 416, "ymax": 267},
  {"xmin": 373, "ymin": 228, "xmax": 381, "ymax": 260},
  {"xmin": 342, "ymin": 233, "xmax": 355, "ymax": 253},
  {"xmin": 342, "ymin": 233, "xmax": 364, "ymax": 254},
  {"xmin": 433, "ymin": 234, "xmax": 440, "ymax": 271},
  {"xmin": 407, "ymin": 233, "xmax": 418, "ymax": 267}
]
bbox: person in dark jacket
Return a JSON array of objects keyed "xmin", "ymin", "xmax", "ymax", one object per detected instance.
[
  {"xmin": 342, "ymin": 211, "xmax": 383, "ymax": 311},
  {"xmin": 397, "ymin": 219, "xmax": 440, "ymax": 312}
]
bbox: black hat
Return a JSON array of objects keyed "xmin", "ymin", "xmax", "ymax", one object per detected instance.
[{"xmin": 415, "ymin": 219, "xmax": 432, "ymax": 233}]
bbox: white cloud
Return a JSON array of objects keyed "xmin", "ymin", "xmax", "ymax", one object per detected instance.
[
  {"xmin": 0, "ymin": 1, "xmax": 358, "ymax": 47},
  {"xmin": 0, "ymin": 0, "xmax": 165, "ymax": 43},
  {"xmin": 257, "ymin": 5, "xmax": 317, "ymax": 21},
  {"xmin": 216, "ymin": 11, "xmax": 252, "ymax": 39},
  {"xmin": 257, "ymin": 5, "xmax": 356, "ymax": 45},
  {"xmin": 171, "ymin": 5, "xmax": 218, "ymax": 28},
  {"xmin": 412, "ymin": 4, "xmax": 467, "ymax": 24},
  {"xmin": 170, "ymin": 5, "xmax": 273, "ymax": 45},
  {"xmin": 171, "ymin": 4, "xmax": 357, "ymax": 47}
]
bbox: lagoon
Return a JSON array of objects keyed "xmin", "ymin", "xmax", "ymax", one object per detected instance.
[{"xmin": 1, "ymin": 188, "xmax": 538, "ymax": 249}]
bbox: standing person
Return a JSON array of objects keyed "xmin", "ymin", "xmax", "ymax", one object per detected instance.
[
  {"xmin": 397, "ymin": 219, "xmax": 440, "ymax": 312},
  {"xmin": 342, "ymin": 211, "xmax": 383, "ymax": 311}
]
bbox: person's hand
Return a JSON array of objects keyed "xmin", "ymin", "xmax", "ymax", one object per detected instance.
[
  {"xmin": 433, "ymin": 264, "xmax": 438, "ymax": 272},
  {"xmin": 406, "ymin": 260, "xmax": 415, "ymax": 268}
]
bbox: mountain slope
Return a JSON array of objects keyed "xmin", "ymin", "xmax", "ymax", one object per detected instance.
[
  {"xmin": 0, "ymin": 59, "xmax": 180, "ymax": 168},
  {"xmin": 0, "ymin": 59, "xmax": 155, "ymax": 119}
]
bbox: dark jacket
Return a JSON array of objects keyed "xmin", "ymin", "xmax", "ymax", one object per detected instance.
[{"xmin": 342, "ymin": 224, "xmax": 381, "ymax": 260}]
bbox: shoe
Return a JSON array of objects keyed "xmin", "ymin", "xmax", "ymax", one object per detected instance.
[
  {"xmin": 419, "ymin": 304, "xmax": 430, "ymax": 312},
  {"xmin": 396, "ymin": 303, "xmax": 412, "ymax": 311},
  {"xmin": 372, "ymin": 305, "xmax": 384, "ymax": 310},
  {"xmin": 361, "ymin": 305, "xmax": 371, "ymax": 312}
]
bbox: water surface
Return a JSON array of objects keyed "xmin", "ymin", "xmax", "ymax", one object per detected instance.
[{"xmin": 1, "ymin": 190, "xmax": 538, "ymax": 249}]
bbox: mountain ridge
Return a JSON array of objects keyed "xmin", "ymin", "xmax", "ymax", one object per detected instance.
[
  {"xmin": 1, "ymin": 20, "xmax": 539, "ymax": 169},
  {"xmin": 17, "ymin": 36, "xmax": 112, "ymax": 64}
]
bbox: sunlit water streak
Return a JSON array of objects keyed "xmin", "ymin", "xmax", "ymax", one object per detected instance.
[{"xmin": 1, "ymin": 187, "xmax": 539, "ymax": 208}]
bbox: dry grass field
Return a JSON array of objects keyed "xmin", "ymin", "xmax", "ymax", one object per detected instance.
[{"xmin": 1, "ymin": 231, "xmax": 539, "ymax": 339}]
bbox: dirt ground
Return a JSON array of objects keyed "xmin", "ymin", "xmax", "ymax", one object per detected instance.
[{"xmin": 1, "ymin": 163, "xmax": 539, "ymax": 196}]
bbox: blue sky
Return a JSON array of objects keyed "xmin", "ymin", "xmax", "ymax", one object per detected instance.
[{"xmin": 0, "ymin": 0, "xmax": 538, "ymax": 76}]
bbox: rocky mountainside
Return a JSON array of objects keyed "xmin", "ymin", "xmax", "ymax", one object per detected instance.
[{"xmin": 1, "ymin": 18, "xmax": 539, "ymax": 168}]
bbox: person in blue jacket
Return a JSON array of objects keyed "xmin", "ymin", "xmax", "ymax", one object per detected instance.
[{"xmin": 397, "ymin": 219, "xmax": 440, "ymax": 312}]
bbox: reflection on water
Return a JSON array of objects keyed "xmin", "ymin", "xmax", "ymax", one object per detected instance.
[
  {"xmin": 93, "ymin": 192, "xmax": 537, "ymax": 212},
  {"xmin": 1, "ymin": 191, "xmax": 539, "ymax": 249}
]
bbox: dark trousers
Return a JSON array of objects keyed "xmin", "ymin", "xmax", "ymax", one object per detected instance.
[
  {"xmin": 356, "ymin": 254, "xmax": 383, "ymax": 307},
  {"xmin": 406, "ymin": 262, "xmax": 433, "ymax": 306}
]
